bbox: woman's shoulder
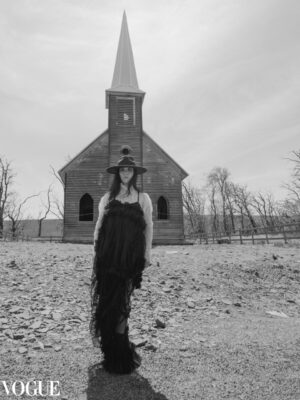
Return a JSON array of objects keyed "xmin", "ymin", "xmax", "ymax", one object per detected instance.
[
  {"xmin": 99, "ymin": 192, "xmax": 110, "ymax": 205},
  {"xmin": 139, "ymin": 191, "xmax": 149, "ymax": 198},
  {"xmin": 100, "ymin": 192, "xmax": 110, "ymax": 199},
  {"xmin": 139, "ymin": 192, "xmax": 152, "ymax": 206}
]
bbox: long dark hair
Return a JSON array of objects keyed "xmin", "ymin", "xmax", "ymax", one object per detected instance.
[{"xmin": 108, "ymin": 168, "xmax": 140, "ymax": 200}]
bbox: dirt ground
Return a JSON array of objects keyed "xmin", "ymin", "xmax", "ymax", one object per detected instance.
[{"xmin": 0, "ymin": 241, "xmax": 299, "ymax": 400}]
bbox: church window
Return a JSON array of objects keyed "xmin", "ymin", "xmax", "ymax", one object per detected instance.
[
  {"xmin": 79, "ymin": 193, "xmax": 94, "ymax": 221},
  {"xmin": 157, "ymin": 196, "xmax": 169, "ymax": 220}
]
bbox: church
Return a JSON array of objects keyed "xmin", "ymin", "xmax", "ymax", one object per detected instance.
[{"xmin": 58, "ymin": 12, "xmax": 188, "ymax": 244}]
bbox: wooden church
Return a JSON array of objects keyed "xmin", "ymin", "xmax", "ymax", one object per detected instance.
[{"xmin": 58, "ymin": 12, "xmax": 188, "ymax": 244}]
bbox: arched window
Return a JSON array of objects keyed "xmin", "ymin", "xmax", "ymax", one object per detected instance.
[
  {"xmin": 79, "ymin": 193, "xmax": 94, "ymax": 221},
  {"xmin": 157, "ymin": 196, "xmax": 168, "ymax": 220}
]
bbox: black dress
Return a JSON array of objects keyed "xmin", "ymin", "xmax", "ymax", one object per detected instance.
[{"xmin": 89, "ymin": 192, "xmax": 146, "ymax": 374}]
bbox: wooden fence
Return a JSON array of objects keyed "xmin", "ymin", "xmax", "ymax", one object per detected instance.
[
  {"xmin": 186, "ymin": 222, "xmax": 300, "ymax": 245},
  {"xmin": 0, "ymin": 233, "xmax": 63, "ymax": 242}
]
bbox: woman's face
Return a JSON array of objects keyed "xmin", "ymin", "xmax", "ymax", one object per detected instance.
[{"xmin": 119, "ymin": 167, "xmax": 134, "ymax": 185}]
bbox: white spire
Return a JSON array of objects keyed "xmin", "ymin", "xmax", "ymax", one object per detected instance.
[{"xmin": 109, "ymin": 11, "xmax": 143, "ymax": 93}]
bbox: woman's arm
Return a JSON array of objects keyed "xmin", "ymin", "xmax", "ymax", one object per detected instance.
[
  {"xmin": 93, "ymin": 192, "xmax": 109, "ymax": 243},
  {"xmin": 141, "ymin": 193, "xmax": 153, "ymax": 265}
]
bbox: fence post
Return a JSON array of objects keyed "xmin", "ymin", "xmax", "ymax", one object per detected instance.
[
  {"xmin": 282, "ymin": 226, "xmax": 287, "ymax": 244},
  {"xmin": 212, "ymin": 234, "xmax": 215, "ymax": 244},
  {"xmin": 239, "ymin": 229, "xmax": 243, "ymax": 244},
  {"xmin": 251, "ymin": 229, "xmax": 254, "ymax": 244}
]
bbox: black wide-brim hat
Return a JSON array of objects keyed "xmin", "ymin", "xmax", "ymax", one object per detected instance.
[{"xmin": 106, "ymin": 145, "xmax": 147, "ymax": 175}]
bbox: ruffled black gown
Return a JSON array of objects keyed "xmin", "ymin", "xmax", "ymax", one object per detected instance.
[{"xmin": 89, "ymin": 194, "xmax": 146, "ymax": 374}]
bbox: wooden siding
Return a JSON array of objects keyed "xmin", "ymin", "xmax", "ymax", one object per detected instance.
[
  {"xmin": 143, "ymin": 134, "xmax": 185, "ymax": 244},
  {"xmin": 63, "ymin": 133, "xmax": 109, "ymax": 243},
  {"xmin": 108, "ymin": 94, "xmax": 144, "ymax": 166}
]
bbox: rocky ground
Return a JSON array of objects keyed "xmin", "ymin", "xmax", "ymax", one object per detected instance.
[{"xmin": 0, "ymin": 241, "xmax": 299, "ymax": 400}]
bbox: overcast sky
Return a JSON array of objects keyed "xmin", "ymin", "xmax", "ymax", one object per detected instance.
[{"xmin": 1, "ymin": 0, "xmax": 300, "ymax": 217}]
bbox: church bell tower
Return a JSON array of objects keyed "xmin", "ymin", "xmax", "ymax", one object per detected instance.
[{"xmin": 105, "ymin": 12, "xmax": 145, "ymax": 186}]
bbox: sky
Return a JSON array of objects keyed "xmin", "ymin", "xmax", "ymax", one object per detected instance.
[{"xmin": 1, "ymin": 0, "xmax": 300, "ymax": 218}]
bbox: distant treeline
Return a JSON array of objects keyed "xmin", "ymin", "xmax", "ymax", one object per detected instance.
[
  {"xmin": 182, "ymin": 154, "xmax": 300, "ymax": 236},
  {"xmin": 2, "ymin": 219, "xmax": 63, "ymax": 240}
]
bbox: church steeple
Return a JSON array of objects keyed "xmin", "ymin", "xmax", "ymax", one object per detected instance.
[
  {"xmin": 106, "ymin": 11, "xmax": 144, "ymax": 108},
  {"xmin": 106, "ymin": 11, "xmax": 145, "ymax": 175}
]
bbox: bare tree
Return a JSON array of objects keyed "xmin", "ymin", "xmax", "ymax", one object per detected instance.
[
  {"xmin": 0, "ymin": 157, "xmax": 15, "ymax": 238},
  {"xmin": 229, "ymin": 183, "xmax": 246, "ymax": 230},
  {"xmin": 49, "ymin": 165, "xmax": 64, "ymax": 186},
  {"xmin": 37, "ymin": 185, "xmax": 53, "ymax": 237},
  {"xmin": 250, "ymin": 192, "xmax": 281, "ymax": 231},
  {"xmin": 224, "ymin": 181, "xmax": 236, "ymax": 233},
  {"xmin": 230, "ymin": 183, "xmax": 257, "ymax": 232},
  {"xmin": 49, "ymin": 165, "xmax": 64, "ymax": 219},
  {"xmin": 283, "ymin": 150, "xmax": 300, "ymax": 217},
  {"xmin": 182, "ymin": 180, "xmax": 206, "ymax": 235},
  {"xmin": 285, "ymin": 150, "xmax": 300, "ymax": 174},
  {"xmin": 207, "ymin": 181, "xmax": 220, "ymax": 234},
  {"xmin": 280, "ymin": 198, "xmax": 300, "ymax": 221},
  {"xmin": 207, "ymin": 167, "xmax": 232, "ymax": 234},
  {"xmin": 7, "ymin": 193, "xmax": 40, "ymax": 240}
]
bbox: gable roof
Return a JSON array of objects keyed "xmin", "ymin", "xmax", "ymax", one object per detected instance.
[
  {"xmin": 58, "ymin": 129, "xmax": 108, "ymax": 183},
  {"xmin": 58, "ymin": 130, "xmax": 188, "ymax": 184},
  {"xmin": 143, "ymin": 131, "xmax": 188, "ymax": 180}
]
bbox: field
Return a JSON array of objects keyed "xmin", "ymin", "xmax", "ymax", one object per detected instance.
[{"xmin": 0, "ymin": 241, "xmax": 300, "ymax": 400}]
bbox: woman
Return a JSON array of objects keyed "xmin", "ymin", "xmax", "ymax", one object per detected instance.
[{"xmin": 89, "ymin": 145, "xmax": 153, "ymax": 374}]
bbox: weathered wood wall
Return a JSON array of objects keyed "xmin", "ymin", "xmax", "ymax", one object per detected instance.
[
  {"xmin": 143, "ymin": 133, "xmax": 185, "ymax": 244},
  {"xmin": 108, "ymin": 93, "xmax": 143, "ymax": 166},
  {"xmin": 107, "ymin": 93, "xmax": 144, "ymax": 189},
  {"xmin": 63, "ymin": 132, "xmax": 109, "ymax": 242}
]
